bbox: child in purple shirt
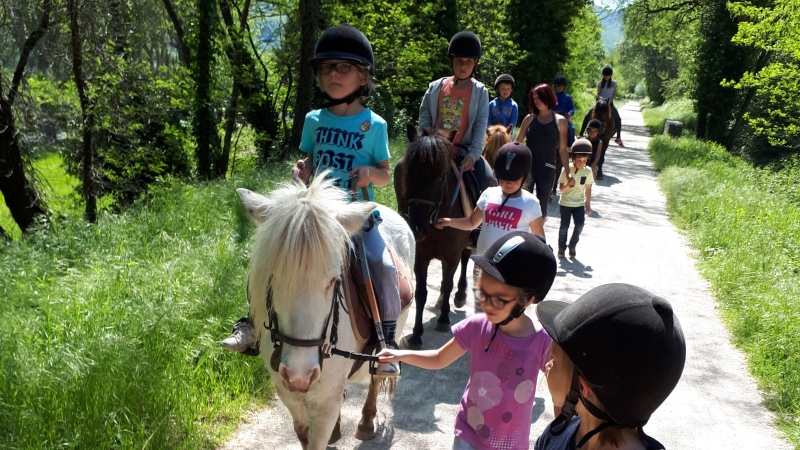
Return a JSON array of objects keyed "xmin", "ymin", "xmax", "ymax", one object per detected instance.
[{"xmin": 378, "ymin": 232, "xmax": 557, "ymax": 449}]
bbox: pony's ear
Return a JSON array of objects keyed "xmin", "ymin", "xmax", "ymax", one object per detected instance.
[
  {"xmin": 406, "ymin": 123, "xmax": 418, "ymax": 143},
  {"xmin": 237, "ymin": 188, "xmax": 271, "ymax": 224},
  {"xmin": 506, "ymin": 124, "xmax": 513, "ymax": 135},
  {"xmin": 336, "ymin": 201, "xmax": 377, "ymax": 235},
  {"xmin": 486, "ymin": 127, "xmax": 492, "ymax": 137},
  {"xmin": 447, "ymin": 129, "xmax": 458, "ymax": 143}
]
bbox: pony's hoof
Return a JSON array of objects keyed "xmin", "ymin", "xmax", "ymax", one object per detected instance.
[
  {"xmin": 454, "ymin": 291, "xmax": 467, "ymax": 308},
  {"xmin": 405, "ymin": 335, "xmax": 423, "ymax": 350},
  {"xmin": 434, "ymin": 322, "xmax": 451, "ymax": 332},
  {"xmin": 355, "ymin": 426, "xmax": 375, "ymax": 441},
  {"xmin": 435, "ymin": 294, "xmax": 443, "ymax": 310}
]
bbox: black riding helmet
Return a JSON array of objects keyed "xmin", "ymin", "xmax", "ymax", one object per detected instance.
[
  {"xmin": 493, "ymin": 142, "xmax": 531, "ymax": 181},
  {"xmin": 537, "ymin": 284, "xmax": 686, "ymax": 446},
  {"xmin": 310, "ymin": 25, "xmax": 374, "ymax": 108},
  {"xmin": 494, "ymin": 74, "xmax": 515, "ymax": 90},
  {"xmin": 554, "ymin": 75, "xmax": 568, "ymax": 86},
  {"xmin": 448, "ymin": 31, "xmax": 481, "ymax": 80},
  {"xmin": 602, "ymin": 65, "xmax": 613, "ymax": 76},
  {"xmin": 472, "ymin": 232, "xmax": 557, "ymax": 351}
]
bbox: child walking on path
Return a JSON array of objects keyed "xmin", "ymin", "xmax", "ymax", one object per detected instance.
[
  {"xmin": 557, "ymin": 139, "xmax": 594, "ymax": 259},
  {"xmin": 435, "ymin": 142, "xmax": 543, "ymax": 252},
  {"xmin": 418, "ymin": 30, "xmax": 489, "ymax": 172},
  {"xmin": 585, "ymin": 119, "xmax": 604, "ymax": 179},
  {"xmin": 221, "ymin": 25, "xmax": 403, "ymax": 376},
  {"xmin": 488, "ymin": 74, "xmax": 518, "ymax": 137},
  {"xmin": 378, "ymin": 232, "xmax": 558, "ymax": 450}
]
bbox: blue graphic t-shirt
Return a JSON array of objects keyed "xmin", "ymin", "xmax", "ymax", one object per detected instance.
[{"xmin": 299, "ymin": 108, "xmax": 390, "ymax": 201}]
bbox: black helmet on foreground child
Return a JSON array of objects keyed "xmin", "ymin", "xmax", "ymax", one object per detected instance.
[
  {"xmin": 310, "ymin": 24, "xmax": 374, "ymax": 75},
  {"xmin": 310, "ymin": 25, "xmax": 374, "ymax": 107},
  {"xmin": 536, "ymin": 284, "xmax": 686, "ymax": 443},
  {"xmin": 472, "ymin": 232, "xmax": 557, "ymax": 350},
  {"xmin": 602, "ymin": 65, "xmax": 613, "ymax": 76},
  {"xmin": 493, "ymin": 142, "xmax": 531, "ymax": 181},
  {"xmin": 554, "ymin": 75, "xmax": 568, "ymax": 86},
  {"xmin": 571, "ymin": 138, "xmax": 593, "ymax": 156},
  {"xmin": 494, "ymin": 74, "xmax": 515, "ymax": 90}
]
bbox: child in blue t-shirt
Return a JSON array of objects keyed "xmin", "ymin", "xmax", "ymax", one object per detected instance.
[
  {"xmin": 488, "ymin": 74, "xmax": 519, "ymax": 138},
  {"xmin": 222, "ymin": 25, "xmax": 403, "ymax": 376}
]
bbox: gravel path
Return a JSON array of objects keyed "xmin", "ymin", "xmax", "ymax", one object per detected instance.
[{"xmin": 220, "ymin": 103, "xmax": 789, "ymax": 450}]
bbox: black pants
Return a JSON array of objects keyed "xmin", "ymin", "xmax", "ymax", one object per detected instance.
[
  {"xmin": 559, "ymin": 205, "xmax": 585, "ymax": 250},
  {"xmin": 527, "ymin": 163, "xmax": 556, "ymax": 218}
]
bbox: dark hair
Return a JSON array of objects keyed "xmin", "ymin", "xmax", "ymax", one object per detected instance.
[
  {"xmin": 528, "ymin": 84, "xmax": 558, "ymax": 115},
  {"xmin": 593, "ymin": 100, "xmax": 612, "ymax": 121},
  {"xmin": 517, "ymin": 287, "xmax": 538, "ymax": 305},
  {"xmin": 600, "ymin": 66, "xmax": 614, "ymax": 90}
]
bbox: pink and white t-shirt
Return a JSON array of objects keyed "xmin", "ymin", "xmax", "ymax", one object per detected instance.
[
  {"xmin": 476, "ymin": 187, "xmax": 542, "ymax": 254},
  {"xmin": 452, "ymin": 315, "xmax": 551, "ymax": 449}
]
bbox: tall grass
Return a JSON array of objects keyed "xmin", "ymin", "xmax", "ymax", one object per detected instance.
[
  {"xmin": 649, "ymin": 135, "xmax": 800, "ymax": 445},
  {"xmin": 642, "ymin": 99, "xmax": 697, "ymax": 137}
]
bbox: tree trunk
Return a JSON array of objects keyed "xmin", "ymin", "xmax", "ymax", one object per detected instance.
[
  {"xmin": 69, "ymin": 0, "xmax": 96, "ymax": 223},
  {"xmin": 194, "ymin": 0, "xmax": 217, "ymax": 179},
  {"xmin": 161, "ymin": 0, "xmax": 190, "ymax": 66},
  {"xmin": 215, "ymin": 81, "xmax": 240, "ymax": 178},
  {"xmin": 286, "ymin": 0, "xmax": 320, "ymax": 156},
  {"xmin": 727, "ymin": 50, "xmax": 771, "ymax": 150},
  {"xmin": 0, "ymin": 0, "xmax": 53, "ymax": 235}
]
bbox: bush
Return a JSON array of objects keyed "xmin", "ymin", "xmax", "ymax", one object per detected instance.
[{"xmin": 650, "ymin": 135, "xmax": 800, "ymax": 443}]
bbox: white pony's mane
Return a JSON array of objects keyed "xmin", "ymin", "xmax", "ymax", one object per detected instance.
[{"xmin": 247, "ymin": 175, "xmax": 353, "ymax": 339}]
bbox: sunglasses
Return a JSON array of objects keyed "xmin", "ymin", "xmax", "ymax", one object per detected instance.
[
  {"xmin": 318, "ymin": 62, "xmax": 355, "ymax": 76},
  {"xmin": 473, "ymin": 287, "xmax": 517, "ymax": 310}
]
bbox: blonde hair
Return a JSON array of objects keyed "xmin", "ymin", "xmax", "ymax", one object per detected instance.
[{"xmin": 550, "ymin": 342, "xmax": 627, "ymax": 447}]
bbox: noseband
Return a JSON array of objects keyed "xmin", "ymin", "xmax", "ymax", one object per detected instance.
[{"xmin": 407, "ymin": 175, "xmax": 446, "ymax": 225}]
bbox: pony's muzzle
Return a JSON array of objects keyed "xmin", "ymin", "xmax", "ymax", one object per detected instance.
[{"xmin": 279, "ymin": 364, "xmax": 320, "ymax": 393}]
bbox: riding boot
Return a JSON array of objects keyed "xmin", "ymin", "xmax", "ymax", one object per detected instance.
[{"xmin": 375, "ymin": 320, "xmax": 400, "ymax": 376}]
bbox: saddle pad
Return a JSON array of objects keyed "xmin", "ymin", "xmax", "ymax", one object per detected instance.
[{"xmin": 344, "ymin": 242, "xmax": 414, "ymax": 344}]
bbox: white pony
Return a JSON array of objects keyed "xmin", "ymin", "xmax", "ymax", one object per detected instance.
[{"xmin": 237, "ymin": 174, "xmax": 414, "ymax": 450}]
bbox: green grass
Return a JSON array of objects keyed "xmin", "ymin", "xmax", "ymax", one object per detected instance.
[
  {"xmin": 649, "ymin": 135, "xmax": 800, "ymax": 446},
  {"xmin": 641, "ymin": 99, "xmax": 698, "ymax": 137}
]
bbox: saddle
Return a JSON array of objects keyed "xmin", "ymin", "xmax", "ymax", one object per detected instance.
[
  {"xmin": 454, "ymin": 146, "xmax": 496, "ymax": 211},
  {"xmin": 343, "ymin": 239, "xmax": 414, "ymax": 345}
]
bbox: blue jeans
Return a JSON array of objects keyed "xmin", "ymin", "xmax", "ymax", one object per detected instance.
[{"xmin": 558, "ymin": 205, "xmax": 585, "ymax": 250}]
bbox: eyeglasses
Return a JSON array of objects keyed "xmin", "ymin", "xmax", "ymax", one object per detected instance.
[
  {"xmin": 319, "ymin": 62, "xmax": 355, "ymax": 76},
  {"xmin": 473, "ymin": 287, "xmax": 517, "ymax": 310}
]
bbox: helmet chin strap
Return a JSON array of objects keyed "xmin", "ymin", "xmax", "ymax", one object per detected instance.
[
  {"xmin": 548, "ymin": 368, "xmax": 620, "ymax": 447},
  {"xmin": 321, "ymin": 85, "xmax": 367, "ymax": 109},
  {"xmin": 483, "ymin": 303, "xmax": 526, "ymax": 352}
]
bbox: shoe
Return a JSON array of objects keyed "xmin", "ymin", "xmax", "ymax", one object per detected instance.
[
  {"xmin": 568, "ymin": 247, "xmax": 576, "ymax": 259},
  {"xmin": 557, "ymin": 248, "xmax": 566, "ymax": 258},
  {"xmin": 615, "ymin": 138, "xmax": 625, "ymax": 147},
  {"xmin": 375, "ymin": 322, "xmax": 400, "ymax": 376},
  {"xmin": 221, "ymin": 319, "xmax": 257, "ymax": 352},
  {"xmin": 596, "ymin": 169, "xmax": 604, "ymax": 180}
]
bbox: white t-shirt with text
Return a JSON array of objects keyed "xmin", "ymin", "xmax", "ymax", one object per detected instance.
[{"xmin": 476, "ymin": 187, "xmax": 542, "ymax": 254}]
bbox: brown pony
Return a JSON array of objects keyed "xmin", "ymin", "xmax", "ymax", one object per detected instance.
[
  {"xmin": 482, "ymin": 124, "xmax": 513, "ymax": 167},
  {"xmin": 393, "ymin": 125, "xmax": 471, "ymax": 348}
]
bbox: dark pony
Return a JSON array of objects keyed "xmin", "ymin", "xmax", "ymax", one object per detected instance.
[{"xmin": 394, "ymin": 125, "xmax": 472, "ymax": 348}]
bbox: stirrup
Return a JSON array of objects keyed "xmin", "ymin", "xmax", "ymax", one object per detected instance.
[{"xmin": 370, "ymin": 358, "xmax": 401, "ymax": 378}]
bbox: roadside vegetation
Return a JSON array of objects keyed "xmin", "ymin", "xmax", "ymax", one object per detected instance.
[{"xmin": 649, "ymin": 135, "xmax": 800, "ymax": 444}]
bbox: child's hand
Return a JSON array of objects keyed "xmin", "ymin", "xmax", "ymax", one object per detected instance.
[
  {"xmin": 292, "ymin": 159, "xmax": 311, "ymax": 183},
  {"xmin": 568, "ymin": 178, "xmax": 576, "ymax": 188},
  {"xmin": 435, "ymin": 218, "xmax": 450, "ymax": 229},
  {"xmin": 377, "ymin": 348, "xmax": 406, "ymax": 365},
  {"xmin": 348, "ymin": 166, "xmax": 372, "ymax": 187},
  {"xmin": 586, "ymin": 205, "xmax": 592, "ymax": 215}
]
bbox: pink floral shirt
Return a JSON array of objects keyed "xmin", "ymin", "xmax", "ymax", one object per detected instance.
[{"xmin": 452, "ymin": 315, "xmax": 551, "ymax": 449}]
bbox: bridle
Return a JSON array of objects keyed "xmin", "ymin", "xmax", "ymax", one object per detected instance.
[
  {"xmin": 406, "ymin": 174, "xmax": 446, "ymax": 225},
  {"xmin": 256, "ymin": 275, "xmax": 383, "ymax": 373}
]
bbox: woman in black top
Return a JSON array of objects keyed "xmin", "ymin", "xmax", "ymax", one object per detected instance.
[{"xmin": 515, "ymin": 84, "xmax": 570, "ymax": 219}]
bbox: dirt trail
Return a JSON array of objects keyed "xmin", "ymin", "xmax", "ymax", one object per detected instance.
[{"xmin": 220, "ymin": 103, "xmax": 789, "ymax": 449}]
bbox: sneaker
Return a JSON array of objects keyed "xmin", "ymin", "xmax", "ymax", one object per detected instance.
[
  {"xmin": 375, "ymin": 343, "xmax": 400, "ymax": 376},
  {"xmin": 615, "ymin": 138, "xmax": 625, "ymax": 147},
  {"xmin": 557, "ymin": 248, "xmax": 566, "ymax": 258},
  {"xmin": 568, "ymin": 247, "xmax": 576, "ymax": 259},
  {"xmin": 221, "ymin": 319, "xmax": 256, "ymax": 352}
]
